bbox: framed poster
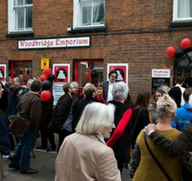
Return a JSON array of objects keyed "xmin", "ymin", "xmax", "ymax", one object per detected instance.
[
  {"xmin": 0, "ymin": 64, "xmax": 6, "ymax": 84},
  {"xmin": 107, "ymin": 63, "xmax": 128, "ymax": 84},
  {"xmin": 151, "ymin": 69, "xmax": 170, "ymax": 95},
  {"xmin": 53, "ymin": 64, "xmax": 70, "ymax": 83},
  {"xmin": 52, "ymin": 64, "xmax": 70, "ymax": 105}
]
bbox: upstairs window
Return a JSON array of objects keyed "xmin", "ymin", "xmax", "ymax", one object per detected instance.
[
  {"xmin": 173, "ymin": 0, "xmax": 192, "ymax": 22},
  {"xmin": 8, "ymin": 0, "xmax": 33, "ymax": 32},
  {"xmin": 73, "ymin": 0, "xmax": 105, "ymax": 29}
]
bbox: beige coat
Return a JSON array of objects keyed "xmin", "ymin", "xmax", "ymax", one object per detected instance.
[{"xmin": 55, "ymin": 133, "xmax": 121, "ymax": 181}]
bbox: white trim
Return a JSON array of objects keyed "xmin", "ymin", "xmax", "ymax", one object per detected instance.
[
  {"xmin": 8, "ymin": 0, "xmax": 33, "ymax": 33},
  {"xmin": 73, "ymin": 0, "xmax": 105, "ymax": 29},
  {"xmin": 172, "ymin": 0, "xmax": 192, "ymax": 22}
]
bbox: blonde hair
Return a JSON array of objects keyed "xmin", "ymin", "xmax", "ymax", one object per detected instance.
[
  {"xmin": 156, "ymin": 94, "xmax": 177, "ymax": 120},
  {"xmin": 159, "ymin": 85, "xmax": 170, "ymax": 94},
  {"xmin": 76, "ymin": 102, "xmax": 115, "ymax": 135}
]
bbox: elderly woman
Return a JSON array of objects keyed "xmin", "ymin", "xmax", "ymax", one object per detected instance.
[
  {"xmin": 55, "ymin": 102, "xmax": 121, "ymax": 181},
  {"xmin": 107, "ymin": 81, "xmax": 132, "ymax": 173},
  {"xmin": 130, "ymin": 94, "xmax": 182, "ymax": 181}
]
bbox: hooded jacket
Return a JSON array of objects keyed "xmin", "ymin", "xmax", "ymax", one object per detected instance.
[{"xmin": 172, "ymin": 102, "xmax": 192, "ymax": 132}]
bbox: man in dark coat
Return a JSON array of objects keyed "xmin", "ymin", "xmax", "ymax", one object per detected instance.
[
  {"xmin": 9, "ymin": 81, "xmax": 42, "ymax": 174},
  {"xmin": 50, "ymin": 83, "xmax": 75, "ymax": 152},
  {"xmin": 103, "ymin": 70, "xmax": 117, "ymax": 102},
  {"xmin": 72, "ymin": 84, "xmax": 99, "ymax": 132}
]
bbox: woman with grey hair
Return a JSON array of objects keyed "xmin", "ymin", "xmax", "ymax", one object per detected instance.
[
  {"xmin": 107, "ymin": 81, "xmax": 133, "ymax": 174},
  {"xmin": 55, "ymin": 102, "xmax": 121, "ymax": 181},
  {"xmin": 130, "ymin": 94, "xmax": 182, "ymax": 181}
]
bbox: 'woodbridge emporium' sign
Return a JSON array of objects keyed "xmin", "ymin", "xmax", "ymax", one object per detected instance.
[{"xmin": 18, "ymin": 36, "xmax": 90, "ymax": 49}]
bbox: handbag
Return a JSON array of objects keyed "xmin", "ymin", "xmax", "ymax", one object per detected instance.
[
  {"xmin": 9, "ymin": 114, "xmax": 30, "ymax": 138},
  {"xmin": 144, "ymin": 132, "xmax": 172, "ymax": 181}
]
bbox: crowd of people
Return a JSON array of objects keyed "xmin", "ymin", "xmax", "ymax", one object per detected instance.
[{"xmin": 0, "ymin": 73, "xmax": 192, "ymax": 180}]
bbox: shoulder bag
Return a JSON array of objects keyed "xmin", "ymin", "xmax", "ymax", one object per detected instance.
[{"xmin": 9, "ymin": 114, "xmax": 30, "ymax": 138}]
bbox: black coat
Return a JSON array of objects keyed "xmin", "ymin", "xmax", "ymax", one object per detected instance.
[
  {"xmin": 49, "ymin": 93, "xmax": 73, "ymax": 132},
  {"xmin": 108, "ymin": 100, "xmax": 132, "ymax": 160},
  {"xmin": 72, "ymin": 96, "xmax": 99, "ymax": 132}
]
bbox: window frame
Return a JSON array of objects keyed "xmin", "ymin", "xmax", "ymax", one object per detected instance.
[
  {"xmin": 173, "ymin": 0, "xmax": 192, "ymax": 23},
  {"xmin": 8, "ymin": 0, "xmax": 33, "ymax": 33},
  {"xmin": 73, "ymin": 0, "xmax": 105, "ymax": 29}
]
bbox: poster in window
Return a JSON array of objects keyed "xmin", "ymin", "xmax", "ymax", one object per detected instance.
[
  {"xmin": 107, "ymin": 63, "xmax": 128, "ymax": 84},
  {"xmin": 52, "ymin": 64, "xmax": 70, "ymax": 105},
  {"xmin": 0, "ymin": 64, "xmax": 6, "ymax": 83},
  {"xmin": 53, "ymin": 64, "xmax": 70, "ymax": 83}
]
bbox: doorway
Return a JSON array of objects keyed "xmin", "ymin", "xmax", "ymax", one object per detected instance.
[
  {"xmin": 9, "ymin": 61, "xmax": 32, "ymax": 85},
  {"xmin": 73, "ymin": 59, "xmax": 104, "ymax": 87},
  {"xmin": 174, "ymin": 48, "xmax": 192, "ymax": 85}
]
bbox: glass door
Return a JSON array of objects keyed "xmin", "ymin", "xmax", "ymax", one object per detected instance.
[{"xmin": 74, "ymin": 59, "xmax": 104, "ymax": 87}]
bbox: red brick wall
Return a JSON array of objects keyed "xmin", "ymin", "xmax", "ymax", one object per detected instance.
[{"xmin": 0, "ymin": 0, "xmax": 192, "ymax": 102}]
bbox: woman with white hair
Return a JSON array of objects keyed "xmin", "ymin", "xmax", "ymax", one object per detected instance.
[
  {"xmin": 107, "ymin": 81, "xmax": 133, "ymax": 173},
  {"xmin": 55, "ymin": 102, "xmax": 121, "ymax": 181},
  {"xmin": 130, "ymin": 94, "xmax": 182, "ymax": 181}
]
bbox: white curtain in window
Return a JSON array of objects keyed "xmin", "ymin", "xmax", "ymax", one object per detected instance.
[
  {"xmin": 178, "ymin": 0, "xmax": 191, "ymax": 18},
  {"xmin": 15, "ymin": 8, "xmax": 24, "ymax": 29},
  {"xmin": 80, "ymin": 1, "xmax": 92, "ymax": 25},
  {"xmin": 93, "ymin": 0, "xmax": 104, "ymax": 23},
  {"xmin": 80, "ymin": 0, "xmax": 104, "ymax": 25},
  {"xmin": 14, "ymin": 0, "xmax": 23, "ymax": 6}
]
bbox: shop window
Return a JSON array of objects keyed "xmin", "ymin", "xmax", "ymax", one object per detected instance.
[
  {"xmin": 8, "ymin": 0, "xmax": 33, "ymax": 32},
  {"xmin": 10, "ymin": 61, "xmax": 32, "ymax": 85},
  {"xmin": 73, "ymin": 0, "xmax": 105, "ymax": 29},
  {"xmin": 173, "ymin": 0, "xmax": 192, "ymax": 23},
  {"xmin": 74, "ymin": 59, "xmax": 103, "ymax": 87}
]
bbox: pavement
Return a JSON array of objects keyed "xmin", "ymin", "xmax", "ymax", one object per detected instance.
[{"xmin": 3, "ymin": 135, "xmax": 130, "ymax": 181}]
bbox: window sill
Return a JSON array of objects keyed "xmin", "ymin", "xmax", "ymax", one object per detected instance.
[
  {"xmin": 170, "ymin": 22, "xmax": 192, "ymax": 27},
  {"xmin": 6, "ymin": 32, "xmax": 34, "ymax": 38},
  {"xmin": 68, "ymin": 26, "xmax": 107, "ymax": 33}
]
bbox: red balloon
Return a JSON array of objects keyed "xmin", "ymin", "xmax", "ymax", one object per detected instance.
[
  {"xmin": 43, "ymin": 67, "xmax": 52, "ymax": 76},
  {"xmin": 180, "ymin": 38, "xmax": 191, "ymax": 49},
  {"xmin": 41, "ymin": 90, "xmax": 51, "ymax": 101},
  {"xmin": 166, "ymin": 46, "xmax": 176, "ymax": 58},
  {"xmin": 40, "ymin": 74, "xmax": 47, "ymax": 82}
]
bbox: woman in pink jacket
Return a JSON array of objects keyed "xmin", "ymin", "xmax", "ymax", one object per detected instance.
[{"xmin": 55, "ymin": 102, "xmax": 121, "ymax": 181}]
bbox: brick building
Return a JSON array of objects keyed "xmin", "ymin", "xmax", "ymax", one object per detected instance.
[{"xmin": 0, "ymin": 0, "xmax": 192, "ymax": 101}]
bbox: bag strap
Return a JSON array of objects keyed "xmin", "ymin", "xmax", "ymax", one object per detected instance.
[
  {"xmin": 144, "ymin": 132, "xmax": 172, "ymax": 181},
  {"xmin": 132, "ymin": 108, "xmax": 142, "ymax": 136}
]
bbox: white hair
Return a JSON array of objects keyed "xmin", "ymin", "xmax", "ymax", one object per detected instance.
[
  {"xmin": 76, "ymin": 102, "xmax": 115, "ymax": 135},
  {"xmin": 112, "ymin": 81, "xmax": 129, "ymax": 101},
  {"xmin": 71, "ymin": 81, "xmax": 79, "ymax": 88},
  {"xmin": 27, "ymin": 79, "xmax": 34, "ymax": 86}
]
